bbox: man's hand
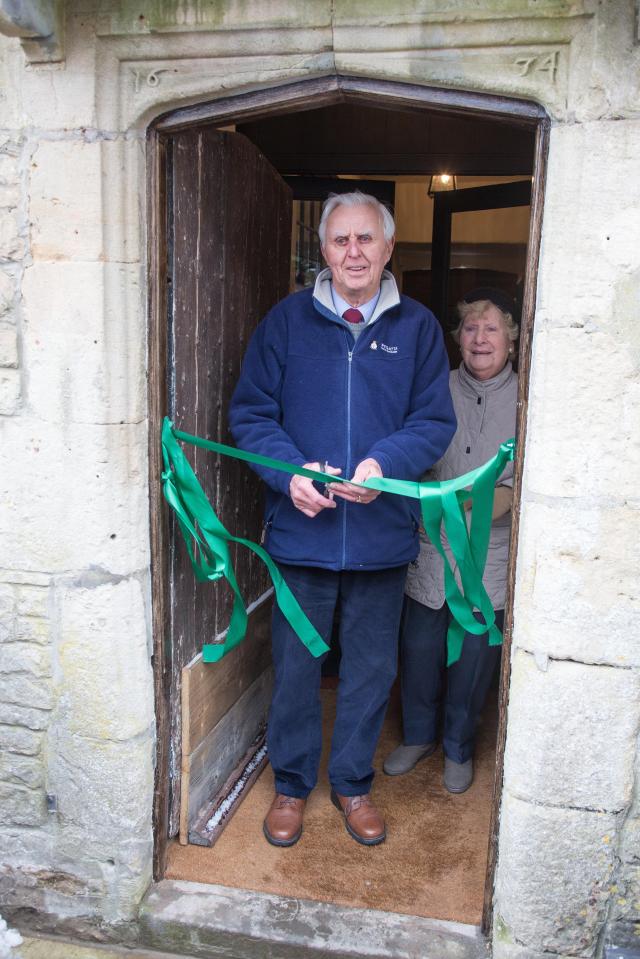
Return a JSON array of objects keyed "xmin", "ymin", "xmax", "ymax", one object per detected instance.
[
  {"xmin": 328, "ymin": 458, "xmax": 382, "ymax": 505},
  {"xmin": 290, "ymin": 463, "xmax": 341, "ymax": 518}
]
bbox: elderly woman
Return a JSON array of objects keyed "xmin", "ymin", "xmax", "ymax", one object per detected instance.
[{"xmin": 384, "ymin": 287, "xmax": 518, "ymax": 793}]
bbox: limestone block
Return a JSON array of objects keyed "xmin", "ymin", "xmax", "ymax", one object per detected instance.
[
  {"xmin": 536, "ymin": 121, "xmax": 640, "ymax": 326},
  {"xmin": 523, "ymin": 326, "xmax": 640, "ymax": 500},
  {"xmin": 0, "ymin": 324, "xmax": 18, "ymax": 367},
  {"xmin": 0, "ymin": 210, "xmax": 23, "ymax": 259},
  {"xmin": 3, "ymin": 572, "xmax": 49, "ymax": 589},
  {"xmin": 22, "ymin": 261, "xmax": 145, "ymax": 425},
  {"xmin": 0, "ymin": 860, "xmax": 108, "ymax": 922},
  {"xmin": 0, "ymin": 416, "xmax": 149, "ymax": 575},
  {"xmin": 0, "ymin": 154, "xmax": 19, "ymax": 187},
  {"xmin": 0, "ymin": 183, "xmax": 19, "ymax": 208},
  {"xmin": 619, "ymin": 811, "xmax": 640, "ymax": 863},
  {"xmin": 104, "ymin": 1, "xmax": 332, "ymax": 34},
  {"xmin": 99, "ymin": 136, "xmax": 144, "ymax": 264},
  {"xmin": 0, "ymin": 702, "xmax": 50, "ymax": 730},
  {"xmin": 0, "ymin": 672, "xmax": 53, "ymax": 710},
  {"xmin": 0, "ymin": 586, "xmax": 15, "ymax": 644},
  {"xmin": 30, "ymin": 139, "xmax": 142, "ymax": 264},
  {"xmin": 0, "ymin": 36, "xmax": 22, "ymax": 129},
  {"xmin": 0, "ymin": 828, "xmax": 54, "ymax": 867},
  {"xmin": 16, "ymin": 584, "xmax": 48, "ymax": 618},
  {"xmin": 607, "ymin": 861, "xmax": 640, "ymax": 927},
  {"xmin": 47, "ymin": 731, "xmax": 154, "ymax": 868},
  {"xmin": 0, "ymin": 782, "xmax": 46, "ymax": 826},
  {"xmin": 513, "ymin": 500, "xmax": 640, "ymax": 667},
  {"xmin": 0, "ymin": 724, "xmax": 42, "ymax": 755},
  {"xmin": 492, "ymin": 933, "xmax": 574, "ymax": 959},
  {"xmin": 55, "ymin": 577, "xmax": 154, "ymax": 743},
  {"xmin": 17, "ymin": 13, "xmax": 98, "ymax": 130},
  {"xmin": 504, "ymin": 651, "xmax": 638, "ymax": 811},
  {"xmin": 0, "ymin": 584, "xmax": 15, "ymax": 617},
  {"xmin": 0, "ymin": 269, "xmax": 14, "ymax": 314},
  {"xmin": 0, "ymin": 752, "xmax": 44, "ymax": 788},
  {"xmin": 495, "ymin": 794, "xmax": 617, "ymax": 955},
  {"xmin": 0, "ymin": 617, "xmax": 13, "ymax": 643},
  {"xmin": 0, "ymin": 642, "xmax": 51, "ymax": 678},
  {"xmin": 0, "ymin": 368, "xmax": 20, "ymax": 413},
  {"xmin": 13, "ymin": 617, "xmax": 50, "ymax": 645}
]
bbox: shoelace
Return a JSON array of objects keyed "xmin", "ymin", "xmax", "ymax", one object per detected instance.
[{"xmin": 345, "ymin": 796, "xmax": 372, "ymax": 814}]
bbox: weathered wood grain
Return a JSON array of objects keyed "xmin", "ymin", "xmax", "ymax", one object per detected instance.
[
  {"xmin": 186, "ymin": 668, "xmax": 274, "ymax": 831},
  {"xmin": 182, "ymin": 598, "xmax": 272, "ymax": 758}
]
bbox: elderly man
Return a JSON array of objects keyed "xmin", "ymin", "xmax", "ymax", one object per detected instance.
[{"xmin": 229, "ymin": 191, "xmax": 455, "ymax": 847}]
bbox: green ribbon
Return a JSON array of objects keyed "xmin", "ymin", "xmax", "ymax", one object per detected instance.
[{"xmin": 161, "ymin": 416, "xmax": 515, "ymax": 666}]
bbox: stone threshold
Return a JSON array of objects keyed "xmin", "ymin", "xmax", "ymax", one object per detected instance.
[{"xmin": 138, "ymin": 879, "xmax": 489, "ymax": 959}]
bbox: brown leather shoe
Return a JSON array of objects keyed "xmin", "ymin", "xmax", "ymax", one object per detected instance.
[
  {"xmin": 331, "ymin": 789, "xmax": 386, "ymax": 846},
  {"xmin": 263, "ymin": 794, "xmax": 306, "ymax": 847}
]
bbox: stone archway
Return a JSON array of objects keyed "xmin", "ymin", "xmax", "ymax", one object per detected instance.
[{"xmin": 147, "ymin": 74, "xmax": 549, "ymax": 933}]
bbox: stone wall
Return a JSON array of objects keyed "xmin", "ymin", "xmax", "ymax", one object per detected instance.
[
  {"xmin": 495, "ymin": 110, "xmax": 640, "ymax": 958},
  {"xmin": 0, "ymin": 2, "xmax": 154, "ymax": 927},
  {"xmin": 0, "ymin": 1, "xmax": 638, "ymax": 955}
]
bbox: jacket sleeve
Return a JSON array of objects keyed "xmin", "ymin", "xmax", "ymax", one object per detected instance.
[
  {"xmin": 365, "ymin": 311, "xmax": 457, "ymax": 480},
  {"xmin": 228, "ymin": 308, "xmax": 306, "ymax": 495}
]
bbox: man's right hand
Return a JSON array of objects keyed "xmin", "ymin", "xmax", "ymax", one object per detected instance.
[{"xmin": 290, "ymin": 463, "xmax": 342, "ymax": 518}]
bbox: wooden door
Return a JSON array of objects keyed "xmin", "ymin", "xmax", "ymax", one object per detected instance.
[{"xmin": 168, "ymin": 128, "xmax": 292, "ymax": 840}]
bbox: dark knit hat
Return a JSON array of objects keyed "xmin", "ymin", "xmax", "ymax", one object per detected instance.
[{"xmin": 462, "ymin": 286, "xmax": 516, "ymax": 317}]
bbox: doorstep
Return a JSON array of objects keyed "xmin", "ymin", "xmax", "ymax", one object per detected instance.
[
  {"xmin": 19, "ymin": 935, "xmax": 197, "ymax": 959},
  {"xmin": 138, "ymin": 880, "xmax": 490, "ymax": 959}
]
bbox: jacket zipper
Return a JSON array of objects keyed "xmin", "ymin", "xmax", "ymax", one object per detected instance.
[{"xmin": 342, "ymin": 345, "xmax": 353, "ymax": 568}]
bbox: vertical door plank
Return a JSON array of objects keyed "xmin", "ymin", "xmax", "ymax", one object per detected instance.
[{"xmin": 168, "ymin": 128, "xmax": 292, "ymax": 835}]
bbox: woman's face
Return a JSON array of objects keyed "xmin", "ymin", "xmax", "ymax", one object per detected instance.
[{"xmin": 459, "ymin": 304, "xmax": 511, "ymax": 381}]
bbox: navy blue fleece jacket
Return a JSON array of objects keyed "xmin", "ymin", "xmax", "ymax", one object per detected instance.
[{"xmin": 228, "ymin": 272, "xmax": 456, "ymax": 570}]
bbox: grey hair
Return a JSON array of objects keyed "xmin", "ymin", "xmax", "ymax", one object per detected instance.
[
  {"xmin": 318, "ymin": 191, "xmax": 396, "ymax": 246},
  {"xmin": 452, "ymin": 298, "xmax": 519, "ymax": 346}
]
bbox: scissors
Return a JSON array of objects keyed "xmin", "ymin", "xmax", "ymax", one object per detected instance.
[{"xmin": 319, "ymin": 460, "xmax": 335, "ymax": 501}]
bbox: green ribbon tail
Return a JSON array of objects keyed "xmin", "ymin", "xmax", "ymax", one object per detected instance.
[
  {"xmin": 161, "ymin": 418, "xmax": 329, "ymax": 661},
  {"xmin": 418, "ymin": 440, "xmax": 515, "ymax": 665}
]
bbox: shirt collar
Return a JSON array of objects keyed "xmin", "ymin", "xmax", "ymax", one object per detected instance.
[{"xmin": 330, "ymin": 286, "xmax": 381, "ymax": 325}]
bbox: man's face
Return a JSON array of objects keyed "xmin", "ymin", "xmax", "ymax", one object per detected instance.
[{"xmin": 321, "ymin": 204, "xmax": 395, "ymax": 306}]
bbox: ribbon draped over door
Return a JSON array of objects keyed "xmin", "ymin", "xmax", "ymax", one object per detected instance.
[{"xmin": 161, "ymin": 417, "xmax": 515, "ymax": 665}]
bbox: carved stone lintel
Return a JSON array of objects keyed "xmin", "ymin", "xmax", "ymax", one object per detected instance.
[{"xmin": 0, "ymin": 0, "xmax": 64, "ymax": 63}]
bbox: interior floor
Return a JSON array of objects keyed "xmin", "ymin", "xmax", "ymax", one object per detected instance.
[{"xmin": 167, "ymin": 684, "xmax": 498, "ymax": 925}]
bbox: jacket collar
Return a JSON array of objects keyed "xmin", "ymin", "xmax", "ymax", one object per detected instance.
[
  {"xmin": 457, "ymin": 360, "xmax": 514, "ymax": 394},
  {"xmin": 312, "ymin": 268, "xmax": 401, "ymax": 325}
]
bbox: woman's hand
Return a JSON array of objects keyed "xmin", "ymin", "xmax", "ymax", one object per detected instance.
[{"xmin": 328, "ymin": 458, "xmax": 382, "ymax": 505}]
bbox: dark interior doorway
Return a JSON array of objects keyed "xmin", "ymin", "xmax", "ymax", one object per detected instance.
[{"xmin": 148, "ymin": 75, "xmax": 548, "ymax": 934}]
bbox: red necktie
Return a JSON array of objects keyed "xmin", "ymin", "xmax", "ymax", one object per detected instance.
[{"xmin": 343, "ymin": 308, "xmax": 364, "ymax": 324}]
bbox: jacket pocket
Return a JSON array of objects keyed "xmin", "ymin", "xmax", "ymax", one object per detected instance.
[{"xmin": 261, "ymin": 497, "xmax": 285, "ymax": 546}]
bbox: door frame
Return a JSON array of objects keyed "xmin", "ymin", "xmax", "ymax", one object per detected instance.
[{"xmin": 146, "ymin": 74, "xmax": 550, "ymax": 934}]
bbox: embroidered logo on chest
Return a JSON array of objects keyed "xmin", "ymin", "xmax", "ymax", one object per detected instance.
[{"xmin": 380, "ymin": 343, "xmax": 398, "ymax": 354}]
